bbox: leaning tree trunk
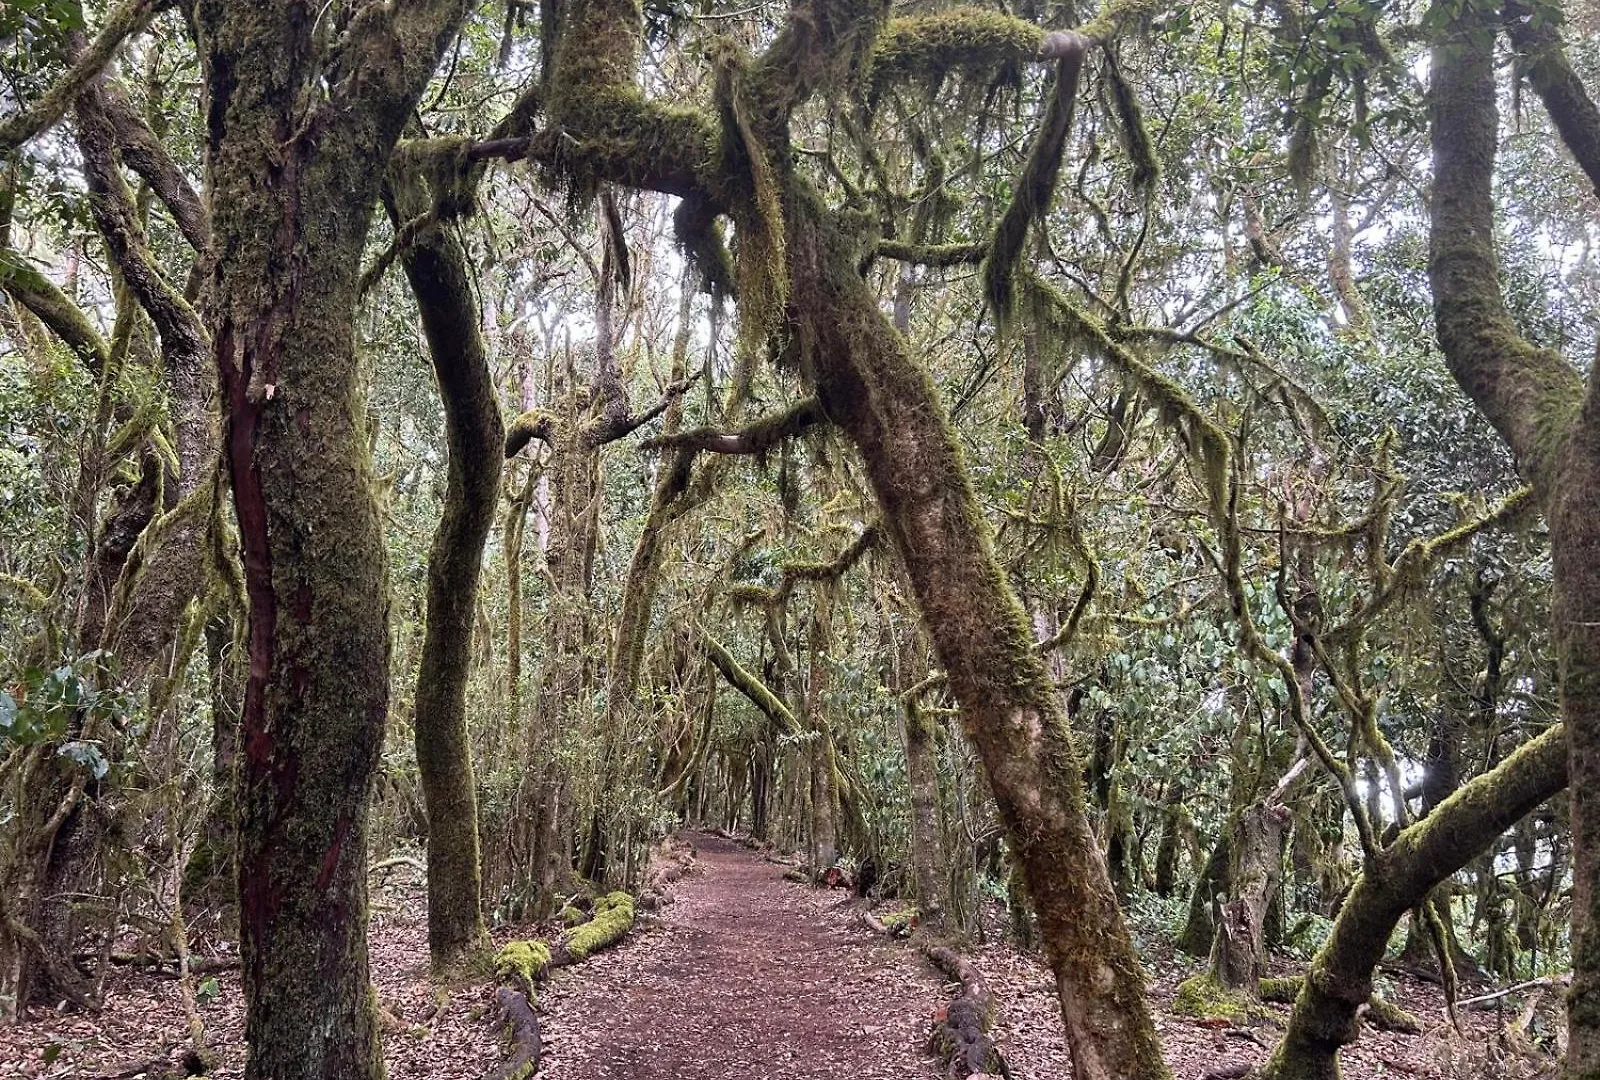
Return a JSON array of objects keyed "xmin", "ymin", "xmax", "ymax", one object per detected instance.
[
  {"xmin": 392, "ymin": 176, "xmax": 502, "ymax": 973},
  {"xmin": 785, "ymin": 182, "xmax": 1168, "ymax": 1080},
  {"xmin": 1259, "ymin": 727, "xmax": 1567, "ymax": 1080},
  {"xmin": 193, "ymin": 4, "xmax": 469, "ymax": 1077}
]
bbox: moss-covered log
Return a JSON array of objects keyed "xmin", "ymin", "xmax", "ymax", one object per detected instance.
[
  {"xmin": 391, "ymin": 173, "xmax": 501, "ymax": 973},
  {"xmin": 924, "ymin": 942, "xmax": 1004, "ymax": 1078}
]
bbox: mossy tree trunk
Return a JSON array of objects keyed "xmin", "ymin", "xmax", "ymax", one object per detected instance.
[
  {"xmin": 390, "ymin": 175, "xmax": 501, "ymax": 973},
  {"xmin": 807, "ymin": 587, "xmax": 838, "ymax": 875},
  {"xmin": 1259, "ymin": 727, "xmax": 1567, "ymax": 1080},
  {"xmin": 193, "ymin": 3, "xmax": 469, "ymax": 1076},
  {"xmin": 1208, "ymin": 802, "xmax": 1289, "ymax": 992},
  {"xmin": 903, "ymin": 691, "xmax": 947, "ymax": 928},
  {"xmin": 1423, "ymin": 1, "xmax": 1600, "ymax": 1069},
  {"xmin": 783, "ymin": 183, "xmax": 1167, "ymax": 1080}
]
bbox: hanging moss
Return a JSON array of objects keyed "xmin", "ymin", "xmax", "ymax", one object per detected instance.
[
  {"xmin": 1103, "ymin": 48, "xmax": 1159, "ymax": 191},
  {"xmin": 983, "ymin": 47, "xmax": 1085, "ymax": 320},
  {"xmin": 1023, "ymin": 275, "xmax": 1230, "ymax": 521}
]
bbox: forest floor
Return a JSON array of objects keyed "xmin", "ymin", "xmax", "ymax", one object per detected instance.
[{"xmin": 0, "ymin": 831, "xmax": 1556, "ymax": 1079}]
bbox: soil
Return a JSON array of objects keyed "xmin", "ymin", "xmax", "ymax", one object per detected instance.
[
  {"xmin": 537, "ymin": 832, "xmax": 941, "ymax": 1079},
  {"xmin": 0, "ymin": 831, "xmax": 1563, "ymax": 1080}
]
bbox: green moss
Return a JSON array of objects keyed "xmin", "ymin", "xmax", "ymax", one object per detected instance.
[
  {"xmin": 559, "ymin": 904, "xmax": 587, "ymax": 927},
  {"xmin": 493, "ymin": 940, "xmax": 551, "ymax": 998},
  {"xmin": 1173, "ymin": 973, "xmax": 1266, "ymax": 1024},
  {"xmin": 1259, "ymin": 976, "xmax": 1301, "ymax": 1004},
  {"xmin": 1362, "ymin": 994, "xmax": 1421, "ymax": 1033},
  {"xmin": 871, "ymin": 9, "xmax": 1044, "ymax": 94},
  {"xmin": 562, "ymin": 891, "xmax": 635, "ymax": 960}
]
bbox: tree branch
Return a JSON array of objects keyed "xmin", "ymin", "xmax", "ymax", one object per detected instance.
[
  {"xmin": 1428, "ymin": 0, "xmax": 1585, "ymax": 493},
  {"xmin": 0, "ymin": 0, "xmax": 162, "ymax": 153},
  {"xmin": 0, "ymin": 250, "xmax": 110, "ymax": 373},
  {"xmin": 640, "ymin": 397, "xmax": 826, "ymax": 455},
  {"xmin": 1504, "ymin": 0, "xmax": 1600, "ymax": 197}
]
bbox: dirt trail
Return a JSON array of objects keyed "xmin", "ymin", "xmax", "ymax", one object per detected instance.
[{"xmin": 535, "ymin": 833, "xmax": 942, "ymax": 1080}]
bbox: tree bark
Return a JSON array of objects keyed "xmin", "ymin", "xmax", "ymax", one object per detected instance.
[
  {"xmin": 391, "ymin": 176, "xmax": 501, "ymax": 973},
  {"xmin": 193, "ymin": 4, "xmax": 470, "ymax": 1076}
]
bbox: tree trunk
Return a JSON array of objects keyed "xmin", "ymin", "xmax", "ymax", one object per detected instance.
[
  {"xmin": 786, "ymin": 184, "xmax": 1168, "ymax": 1080},
  {"xmin": 807, "ymin": 590, "xmax": 838, "ymax": 875},
  {"xmin": 1209, "ymin": 803, "xmax": 1289, "ymax": 991},
  {"xmin": 1259, "ymin": 726, "xmax": 1566, "ymax": 1080},
  {"xmin": 904, "ymin": 692, "xmax": 947, "ymax": 928},
  {"xmin": 193, "ymin": 5, "xmax": 469, "ymax": 1076},
  {"xmin": 392, "ymin": 176, "xmax": 501, "ymax": 973},
  {"xmin": 1179, "ymin": 827, "xmax": 1232, "ymax": 957}
]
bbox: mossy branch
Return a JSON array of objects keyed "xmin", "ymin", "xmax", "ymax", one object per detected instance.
[
  {"xmin": 1323, "ymin": 486, "xmax": 1536, "ymax": 645},
  {"xmin": 1429, "ymin": 0, "xmax": 1585, "ymax": 494},
  {"xmin": 733, "ymin": 525, "xmax": 881, "ymax": 609},
  {"xmin": 504, "ymin": 410, "xmax": 558, "ymax": 458},
  {"xmin": 0, "ymin": 0, "xmax": 161, "ymax": 153},
  {"xmin": 642, "ymin": 397, "xmax": 826, "ymax": 457},
  {"xmin": 874, "ymin": 239, "xmax": 987, "ymax": 267},
  {"xmin": 0, "ymin": 249, "xmax": 110, "ymax": 374},
  {"xmin": 1024, "ymin": 275, "xmax": 1230, "ymax": 522},
  {"xmin": 700, "ymin": 628, "xmax": 800, "ymax": 734}
]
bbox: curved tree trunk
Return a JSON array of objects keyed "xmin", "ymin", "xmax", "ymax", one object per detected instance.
[
  {"xmin": 1423, "ymin": 0, "xmax": 1600, "ymax": 1066},
  {"xmin": 392, "ymin": 177, "xmax": 502, "ymax": 973},
  {"xmin": 1259, "ymin": 726, "xmax": 1566, "ymax": 1080},
  {"xmin": 785, "ymin": 184, "xmax": 1168, "ymax": 1080}
]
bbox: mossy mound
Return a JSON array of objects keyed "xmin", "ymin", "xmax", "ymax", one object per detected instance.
[
  {"xmin": 559, "ymin": 903, "xmax": 588, "ymax": 927},
  {"xmin": 1173, "ymin": 973, "xmax": 1268, "ymax": 1024},
  {"xmin": 493, "ymin": 940, "xmax": 551, "ymax": 998}
]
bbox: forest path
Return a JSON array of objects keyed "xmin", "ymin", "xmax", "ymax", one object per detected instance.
[{"xmin": 535, "ymin": 833, "xmax": 943, "ymax": 1080}]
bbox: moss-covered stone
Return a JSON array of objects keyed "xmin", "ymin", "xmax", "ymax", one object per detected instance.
[{"xmin": 559, "ymin": 904, "xmax": 587, "ymax": 928}]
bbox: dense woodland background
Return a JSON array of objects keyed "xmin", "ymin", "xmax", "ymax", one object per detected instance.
[{"xmin": 0, "ymin": 0, "xmax": 1596, "ymax": 1077}]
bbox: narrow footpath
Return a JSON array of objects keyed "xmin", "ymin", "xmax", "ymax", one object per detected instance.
[{"xmin": 535, "ymin": 834, "xmax": 943, "ymax": 1080}]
